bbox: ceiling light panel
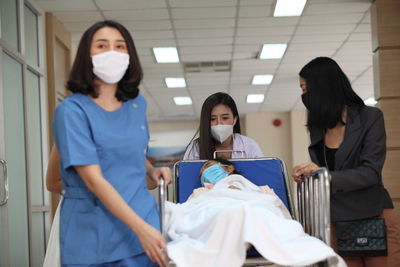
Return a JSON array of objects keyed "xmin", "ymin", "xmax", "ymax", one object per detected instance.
[
  {"xmin": 246, "ymin": 94, "xmax": 265, "ymax": 103},
  {"xmin": 165, "ymin": 77, "xmax": 186, "ymax": 88},
  {"xmin": 259, "ymin": 44, "xmax": 287, "ymax": 59},
  {"xmin": 274, "ymin": 0, "xmax": 307, "ymax": 17},
  {"xmin": 153, "ymin": 47, "xmax": 180, "ymax": 63},
  {"xmin": 174, "ymin": 96, "xmax": 192, "ymax": 106},
  {"xmin": 252, "ymin": 74, "xmax": 274, "ymax": 85}
]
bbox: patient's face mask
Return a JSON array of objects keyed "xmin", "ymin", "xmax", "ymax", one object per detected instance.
[
  {"xmin": 92, "ymin": 50, "xmax": 130, "ymax": 84},
  {"xmin": 201, "ymin": 164, "xmax": 229, "ymax": 186},
  {"xmin": 211, "ymin": 124, "xmax": 233, "ymax": 143}
]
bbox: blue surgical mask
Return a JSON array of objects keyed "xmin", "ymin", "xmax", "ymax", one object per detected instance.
[{"xmin": 201, "ymin": 164, "xmax": 229, "ymax": 186}]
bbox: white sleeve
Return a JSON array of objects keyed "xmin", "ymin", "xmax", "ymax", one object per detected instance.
[
  {"xmin": 183, "ymin": 140, "xmax": 200, "ymax": 160},
  {"xmin": 245, "ymin": 136, "xmax": 264, "ymax": 158}
]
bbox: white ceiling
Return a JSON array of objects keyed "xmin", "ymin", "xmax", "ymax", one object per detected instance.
[{"xmin": 34, "ymin": 0, "xmax": 375, "ymax": 121}]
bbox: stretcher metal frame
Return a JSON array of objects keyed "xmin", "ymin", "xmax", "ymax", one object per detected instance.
[
  {"xmin": 158, "ymin": 159, "xmax": 330, "ymax": 267},
  {"xmin": 297, "ymin": 167, "xmax": 331, "ymax": 267},
  {"xmin": 298, "ymin": 167, "xmax": 331, "ymax": 246}
]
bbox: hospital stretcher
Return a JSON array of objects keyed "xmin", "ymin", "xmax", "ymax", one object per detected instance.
[{"xmin": 158, "ymin": 157, "xmax": 331, "ymax": 267}]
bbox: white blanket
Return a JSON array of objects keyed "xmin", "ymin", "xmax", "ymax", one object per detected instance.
[{"xmin": 165, "ymin": 175, "xmax": 346, "ymax": 267}]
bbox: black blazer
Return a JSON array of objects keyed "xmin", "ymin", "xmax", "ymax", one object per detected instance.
[{"xmin": 308, "ymin": 106, "xmax": 393, "ymax": 222}]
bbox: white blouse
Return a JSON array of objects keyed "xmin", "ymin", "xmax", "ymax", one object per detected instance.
[{"xmin": 183, "ymin": 133, "xmax": 264, "ymax": 160}]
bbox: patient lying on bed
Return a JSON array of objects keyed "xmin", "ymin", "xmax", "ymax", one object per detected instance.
[
  {"xmin": 164, "ymin": 159, "xmax": 345, "ymax": 267},
  {"xmin": 190, "ymin": 158, "xmax": 279, "ymax": 197},
  {"xmin": 188, "ymin": 158, "xmax": 291, "ymax": 218}
]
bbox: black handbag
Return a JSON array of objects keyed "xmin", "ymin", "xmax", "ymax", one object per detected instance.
[{"xmin": 336, "ymin": 218, "xmax": 387, "ymax": 257}]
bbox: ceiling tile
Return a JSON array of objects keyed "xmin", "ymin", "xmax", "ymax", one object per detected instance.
[
  {"xmin": 305, "ymin": 2, "xmax": 371, "ymax": 15},
  {"xmin": 132, "ymin": 30, "xmax": 174, "ymax": 39},
  {"xmin": 95, "ymin": 0, "xmax": 167, "ymax": 10},
  {"xmin": 176, "ymin": 29, "xmax": 235, "ymax": 39},
  {"xmin": 296, "ymin": 24, "xmax": 356, "ymax": 35},
  {"xmin": 169, "ymin": 0, "xmax": 237, "ymax": 8},
  {"xmin": 240, "ymin": 0, "xmax": 275, "ymax": 6},
  {"xmin": 135, "ymin": 39, "xmax": 177, "ymax": 48},
  {"xmin": 178, "ymin": 38, "xmax": 233, "ymax": 46},
  {"xmin": 103, "ymin": 9, "xmax": 170, "ymax": 20},
  {"xmin": 301, "ymin": 13, "xmax": 364, "ymax": 25},
  {"xmin": 233, "ymin": 52, "xmax": 258, "ymax": 60},
  {"xmin": 238, "ymin": 17, "xmax": 300, "ymax": 28},
  {"xmin": 234, "ymin": 44, "xmax": 261, "ymax": 52},
  {"xmin": 63, "ymin": 21, "xmax": 100, "ymax": 32},
  {"xmin": 181, "ymin": 53, "xmax": 232, "ymax": 62},
  {"xmin": 186, "ymin": 75, "xmax": 230, "ymax": 85},
  {"xmin": 288, "ymin": 42, "xmax": 342, "ymax": 51},
  {"xmin": 34, "ymin": 0, "xmax": 97, "ymax": 11},
  {"xmin": 118, "ymin": 20, "xmax": 172, "ymax": 31},
  {"xmin": 239, "ymin": 6, "xmax": 273, "ymax": 18},
  {"xmin": 231, "ymin": 59, "xmax": 280, "ymax": 71},
  {"xmin": 179, "ymin": 45, "xmax": 233, "ymax": 55},
  {"xmin": 174, "ymin": 19, "xmax": 235, "ymax": 29},
  {"xmin": 347, "ymin": 32, "xmax": 372, "ymax": 42},
  {"xmin": 237, "ymin": 26, "xmax": 295, "ymax": 36},
  {"xmin": 171, "ymin": 7, "xmax": 236, "ymax": 19},
  {"xmin": 362, "ymin": 11, "xmax": 371, "ymax": 24},
  {"xmin": 53, "ymin": 11, "xmax": 103, "ymax": 22},
  {"xmin": 189, "ymin": 87, "xmax": 229, "ymax": 97},
  {"xmin": 354, "ymin": 23, "xmax": 371, "ymax": 33},
  {"xmin": 291, "ymin": 33, "xmax": 348, "ymax": 43},
  {"xmin": 235, "ymin": 35, "xmax": 292, "ymax": 45},
  {"xmin": 284, "ymin": 50, "xmax": 336, "ymax": 62}
]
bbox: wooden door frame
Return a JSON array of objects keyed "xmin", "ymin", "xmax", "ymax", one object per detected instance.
[{"xmin": 45, "ymin": 12, "xmax": 71, "ymax": 217}]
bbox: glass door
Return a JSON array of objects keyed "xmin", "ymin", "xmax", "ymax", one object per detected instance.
[
  {"xmin": 0, "ymin": 51, "xmax": 30, "ymax": 267},
  {"xmin": 0, "ymin": 0, "xmax": 47, "ymax": 266}
]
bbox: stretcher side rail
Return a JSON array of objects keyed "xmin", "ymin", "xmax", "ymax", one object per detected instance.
[{"xmin": 297, "ymin": 167, "xmax": 331, "ymax": 246}]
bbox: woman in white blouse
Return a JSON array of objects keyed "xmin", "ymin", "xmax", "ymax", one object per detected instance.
[{"xmin": 183, "ymin": 92, "xmax": 263, "ymax": 160}]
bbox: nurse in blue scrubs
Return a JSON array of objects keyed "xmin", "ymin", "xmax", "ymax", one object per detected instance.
[{"xmin": 52, "ymin": 20, "xmax": 170, "ymax": 267}]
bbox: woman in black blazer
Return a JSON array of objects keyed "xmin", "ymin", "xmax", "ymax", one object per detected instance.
[{"xmin": 292, "ymin": 57, "xmax": 400, "ymax": 267}]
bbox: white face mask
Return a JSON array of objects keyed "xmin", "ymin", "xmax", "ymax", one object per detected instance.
[
  {"xmin": 211, "ymin": 124, "xmax": 234, "ymax": 143},
  {"xmin": 92, "ymin": 50, "xmax": 130, "ymax": 84}
]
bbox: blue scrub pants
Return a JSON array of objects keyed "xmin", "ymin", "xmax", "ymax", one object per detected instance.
[{"xmin": 62, "ymin": 253, "xmax": 158, "ymax": 267}]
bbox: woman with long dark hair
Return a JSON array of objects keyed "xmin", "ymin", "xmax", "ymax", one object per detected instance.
[
  {"xmin": 50, "ymin": 20, "xmax": 170, "ymax": 267},
  {"xmin": 292, "ymin": 57, "xmax": 400, "ymax": 267},
  {"xmin": 183, "ymin": 92, "xmax": 263, "ymax": 160}
]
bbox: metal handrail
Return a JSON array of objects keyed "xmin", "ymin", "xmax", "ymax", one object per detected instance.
[
  {"xmin": 0, "ymin": 159, "xmax": 8, "ymax": 206},
  {"xmin": 297, "ymin": 167, "xmax": 331, "ymax": 246},
  {"xmin": 158, "ymin": 178, "xmax": 167, "ymax": 238},
  {"xmin": 213, "ymin": 149, "xmax": 245, "ymax": 159}
]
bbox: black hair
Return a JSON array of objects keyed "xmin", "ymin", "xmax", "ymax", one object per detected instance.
[
  {"xmin": 67, "ymin": 20, "xmax": 142, "ymax": 101},
  {"xmin": 299, "ymin": 57, "xmax": 365, "ymax": 131},
  {"xmin": 190, "ymin": 92, "xmax": 241, "ymax": 159}
]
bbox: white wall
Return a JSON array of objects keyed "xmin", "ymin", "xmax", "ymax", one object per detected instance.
[
  {"xmin": 245, "ymin": 112, "xmax": 293, "ymax": 169},
  {"xmin": 148, "ymin": 119, "xmax": 199, "ymax": 147},
  {"xmin": 245, "ymin": 110, "xmax": 310, "ymax": 170}
]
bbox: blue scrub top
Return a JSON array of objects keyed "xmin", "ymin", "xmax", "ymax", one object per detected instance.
[{"xmin": 53, "ymin": 93, "xmax": 159, "ymax": 265}]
